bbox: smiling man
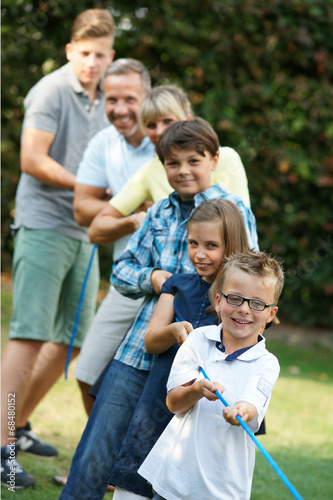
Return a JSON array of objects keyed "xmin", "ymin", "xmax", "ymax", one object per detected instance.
[
  {"xmin": 73, "ymin": 58, "xmax": 154, "ymax": 227},
  {"xmin": 72, "ymin": 59, "xmax": 155, "ymax": 415}
]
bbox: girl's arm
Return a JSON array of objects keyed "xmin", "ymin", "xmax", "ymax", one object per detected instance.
[
  {"xmin": 144, "ymin": 293, "xmax": 193, "ymax": 354},
  {"xmin": 167, "ymin": 379, "xmax": 225, "ymax": 414}
]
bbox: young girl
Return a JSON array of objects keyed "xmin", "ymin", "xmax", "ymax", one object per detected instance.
[{"xmin": 110, "ymin": 198, "xmax": 249, "ymax": 500}]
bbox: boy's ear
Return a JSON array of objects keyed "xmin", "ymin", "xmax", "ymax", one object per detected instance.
[
  {"xmin": 65, "ymin": 43, "xmax": 73, "ymax": 61},
  {"xmin": 265, "ymin": 306, "xmax": 278, "ymax": 329},
  {"xmin": 186, "ymin": 113, "xmax": 193, "ymax": 121},
  {"xmin": 109, "ymin": 49, "xmax": 116, "ymax": 65},
  {"xmin": 210, "ymin": 151, "xmax": 219, "ymax": 172}
]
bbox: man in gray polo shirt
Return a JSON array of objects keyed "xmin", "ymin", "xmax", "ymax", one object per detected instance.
[{"xmin": 1, "ymin": 9, "xmax": 114, "ymax": 488}]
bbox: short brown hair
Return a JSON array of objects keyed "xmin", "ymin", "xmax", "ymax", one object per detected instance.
[
  {"xmin": 211, "ymin": 250, "xmax": 284, "ymax": 308},
  {"xmin": 156, "ymin": 117, "xmax": 219, "ymax": 164},
  {"xmin": 71, "ymin": 9, "xmax": 114, "ymax": 43},
  {"xmin": 105, "ymin": 58, "xmax": 151, "ymax": 93}
]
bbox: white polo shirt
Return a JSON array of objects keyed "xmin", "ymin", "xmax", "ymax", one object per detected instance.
[{"xmin": 139, "ymin": 324, "xmax": 280, "ymax": 500}]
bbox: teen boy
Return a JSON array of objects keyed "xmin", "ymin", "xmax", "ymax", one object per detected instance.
[
  {"xmin": 60, "ymin": 118, "xmax": 259, "ymax": 500},
  {"xmin": 139, "ymin": 250, "xmax": 283, "ymax": 500},
  {"xmin": 1, "ymin": 9, "xmax": 114, "ymax": 488}
]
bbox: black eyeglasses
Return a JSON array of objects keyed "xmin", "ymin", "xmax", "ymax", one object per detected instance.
[{"xmin": 220, "ymin": 293, "xmax": 275, "ymax": 312}]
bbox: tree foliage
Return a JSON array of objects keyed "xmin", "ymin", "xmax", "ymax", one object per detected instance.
[{"xmin": 2, "ymin": 0, "xmax": 333, "ymax": 327}]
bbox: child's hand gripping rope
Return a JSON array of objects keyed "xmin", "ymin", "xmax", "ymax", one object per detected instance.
[{"xmin": 199, "ymin": 367, "xmax": 303, "ymax": 500}]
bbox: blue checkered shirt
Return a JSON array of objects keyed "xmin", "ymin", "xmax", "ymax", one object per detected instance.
[{"xmin": 112, "ymin": 183, "xmax": 259, "ymax": 371}]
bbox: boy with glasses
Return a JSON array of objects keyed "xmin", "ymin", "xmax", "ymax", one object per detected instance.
[{"xmin": 139, "ymin": 250, "xmax": 284, "ymax": 500}]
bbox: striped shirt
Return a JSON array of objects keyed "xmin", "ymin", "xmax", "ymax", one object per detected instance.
[{"xmin": 112, "ymin": 183, "xmax": 259, "ymax": 371}]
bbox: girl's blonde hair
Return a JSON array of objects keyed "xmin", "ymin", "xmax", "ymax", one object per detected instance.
[
  {"xmin": 140, "ymin": 85, "xmax": 192, "ymax": 129},
  {"xmin": 187, "ymin": 199, "xmax": 249, "ymax": 311}
]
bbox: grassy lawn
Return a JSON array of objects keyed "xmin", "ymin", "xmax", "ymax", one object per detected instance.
[{"xmin": 1, "ymin": 280, "xmax": 333, "ymax": 499}]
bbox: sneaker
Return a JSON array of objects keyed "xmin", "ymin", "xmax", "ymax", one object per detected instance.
[
  {"xmin": 16, "ymin": 422, "xmax": 58, "ymax": 457},
  {"xmin": 1, "ymin": 445, "xmax": 35, "ymax": 489}
]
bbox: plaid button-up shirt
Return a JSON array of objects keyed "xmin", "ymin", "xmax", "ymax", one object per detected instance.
[{"xmin": 112, "ymin": 183, "xmax": 259, "ymax": 371}]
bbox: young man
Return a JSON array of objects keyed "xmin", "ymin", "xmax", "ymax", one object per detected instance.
[
  {"xmin": 60, "ymin": 118, "xmax": 259, "ymax": 500},
  {"xmin": 1, "ymin": 9, "xmax": 114, "ymax": 489},
  {"xmin": 72, "ymin": 59, "xmax": 155, "ymax": 414},
  {"xmin": 139, "ymin": 250, "xmax": 283, "ymax": 500}
]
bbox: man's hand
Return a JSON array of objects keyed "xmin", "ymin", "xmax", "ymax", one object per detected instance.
[{"xmin": 151, "ymin": 270, "xmax": 172, "ymax": 294}]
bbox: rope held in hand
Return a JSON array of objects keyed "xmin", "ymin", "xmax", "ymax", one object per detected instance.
[{"xmin": 199, "ymin": 367, "xmax": 303, "ymax": 500}]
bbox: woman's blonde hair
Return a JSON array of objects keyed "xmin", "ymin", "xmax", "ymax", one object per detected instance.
[{"xmin": 140, "ymin": 85, "xmax": 192, "ymax": 129}]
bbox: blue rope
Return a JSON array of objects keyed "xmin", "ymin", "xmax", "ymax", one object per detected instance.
[
  {"xmin": 64, "ymin": 243, "xmax": 98, "ymax": 380},
  {"xmin": 199, "ymin": 367, "xmax": 303, "ymax": 500}
]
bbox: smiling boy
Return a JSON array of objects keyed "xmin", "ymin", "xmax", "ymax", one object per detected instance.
[
  {"xmin": 139, "ymin": 250, "xmax": 284, "ymax": 500},
  {"xmin": 60, "ymin": 118, "xmax": 259, "ymax": 500},
  {"xmin": 1, "ymin": 9, "xmax": 114, "ymax": 488}
]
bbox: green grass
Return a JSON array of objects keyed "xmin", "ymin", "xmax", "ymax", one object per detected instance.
[
  {"xmin": 252, "ymin": 338, "xmax": 333, "ymax": 500},
  {"xmin": 1, "ymin": 282, "xmax": 333, "ymax": 499}
]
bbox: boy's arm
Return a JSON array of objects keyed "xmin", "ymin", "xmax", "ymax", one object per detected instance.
[
  {"xmin": 20, "ymin": 128, "xmax": 76, "ymax": 190},
  {"xmin": 223, "ymin": 401, "xmax": 257, "ymax": 426},
  {"xmin": 144, "ymin": 293, "xmax": 193, "ymax": 354},
  {"xmin": 111, "ymin": 208, "xmax": 159, "ymax": 298},
  {"xmin": 167, "ymin": 378, "xmax": 225, "ymax": 414},
  {"xmin": 88, "ymin": 203, "xmax": 147, "ymax": 245}
]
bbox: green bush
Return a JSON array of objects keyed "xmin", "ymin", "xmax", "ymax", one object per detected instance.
[{"xmin": 1, "ymin": 0, "xmax": 333, "ymax": 326}]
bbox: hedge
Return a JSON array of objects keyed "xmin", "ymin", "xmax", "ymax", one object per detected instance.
[{"xmin": 1, "ymin": 0, "xmax": 333, "ymax": 327}]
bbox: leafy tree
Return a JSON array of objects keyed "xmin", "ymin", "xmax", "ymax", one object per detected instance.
[{"xmin": 2, "ymin": 0, "xmax": 333, "ymax": 326}]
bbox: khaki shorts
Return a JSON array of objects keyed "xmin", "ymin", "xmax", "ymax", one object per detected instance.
[
  {"xmin": 73, "ymin": 287, "xmax": 143, "ymax": 385},
  {"xmin": 9, "ymin": 227, "xmax": 99, "ymax": 347}
]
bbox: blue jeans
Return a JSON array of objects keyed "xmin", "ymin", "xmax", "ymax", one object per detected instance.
[{"xmin": 59, "ymin": 360, "xmax": 149, "ymax": 500}]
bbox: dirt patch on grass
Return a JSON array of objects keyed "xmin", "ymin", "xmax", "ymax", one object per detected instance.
[{"xmin": 270, "ymin": 322, "xmax": 333, "ymax": 350}]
